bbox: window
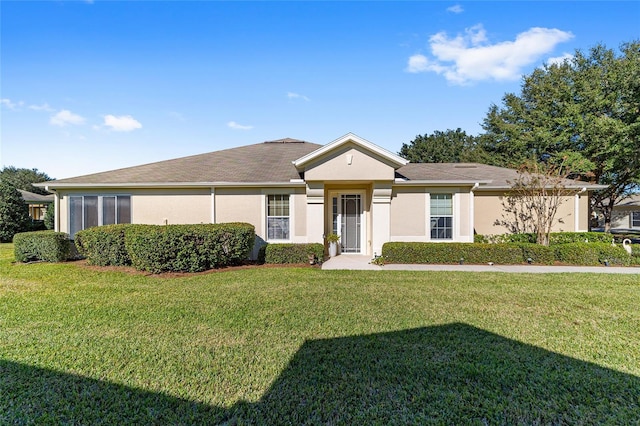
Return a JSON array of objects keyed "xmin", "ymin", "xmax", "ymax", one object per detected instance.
[
  {"xmin": 430, "ymin": 193, "xmax": 453, "ymax": 240},
  {"xmin": 632, "ymin": 211, "xmax": 640, "ymax": 228},
  {"xmin": 267, "ymin": 194, "xmax": 290, "ymax": 240},
  {"xmin": 69, "ymin": 195, "xmax": 131, "ymax": 237}
]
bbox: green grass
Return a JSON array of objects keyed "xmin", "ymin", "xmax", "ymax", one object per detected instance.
[{"xmin": 1, "ymin": 243, "xmax": 639, "ymax": 424}]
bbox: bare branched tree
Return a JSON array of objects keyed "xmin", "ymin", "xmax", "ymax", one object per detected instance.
[{"xmin": 495, "ymin": 158, "xmax": 578, "ymax": 246}]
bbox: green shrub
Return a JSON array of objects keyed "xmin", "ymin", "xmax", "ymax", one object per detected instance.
[
  {"xmin": 475, "ymin": 232, "xmax": 613, "ymax": 245},
  {"xmin": 382, "ymin": 242, "xmax": 523, "ymax": 265},
  {"xmin": 516, "ymin": 243, "xmax": 556, "ymax": 265},
  {"xmin": 13, "ymin": 230, "xmax": 71, "ymax": 262},
  {"xmin": 382, "ymin": 241, "xmax": 632, "ymax": 266},
  {"xmin": 630, "ymin": 244, "xmax": 640, "ymax": 266},
  {"xmin": 264, "ymin": 243, "xmax": 324, "ymax": 264},
  {"xmin": 549, "ymin": 232, "xmax": 612, "ymax": 245},
  {"xmin": 124, "ymin": 223, "xmax": 255, "ymax": 273},
  {"xmin": 75, "ymin": 224, "xmax": 131, "ymax": 266},
  {"xmin": 553, "ymin": 243, "xmax": 630, "ymax": 266}
]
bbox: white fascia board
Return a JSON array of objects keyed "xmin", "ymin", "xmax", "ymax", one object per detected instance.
[
  {"xmin": 292, "ymin": 132, "xmax": 408, "ymax": 168},
  {"xmin": 474, "ymin": 183, "xmax": 607, "ymax": 191},
  {"xmin": 40, "ymin": 181, "xmax": 307, "ymax": 189},
  {"xmin": 393, "ymin": 180, "xmax": 491, "ymax": 187}
]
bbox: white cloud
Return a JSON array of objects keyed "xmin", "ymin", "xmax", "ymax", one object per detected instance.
[
  {"xmin": 29, "ymin": 103, "xmax": 55, "ymax": 112},
  {"xmin": 50, "ymin": 109, "xmax": 85, "ymax": 126},
  {"xmin": 546, "ymin": 53, "xmax": 574, "ymax": 66},
  {"xmin": 227, "ymin": 121, "xmax": 253, "ymax": 130},
  {"xmin": 103, "ymin": 114, "xmax": 142, "ymax": 132},
  {"xmin": 1, "ymin": 98, "xmax": 24, "ymax": 110},
  {"xmin": 447, "ymin": 4, "xmax": 464, "ymax": 14},
  {"xmin": 406, "ymin": 24, "xmax": 574, "ymax": 84},
  {"xmin": 287, "ymin": 92, "xmax": 310, "ymax": 102}
]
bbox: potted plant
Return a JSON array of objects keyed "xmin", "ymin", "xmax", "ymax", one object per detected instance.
[{"xmin": 326, "ymin": 233, "xmax": 340, "ymax": 257}]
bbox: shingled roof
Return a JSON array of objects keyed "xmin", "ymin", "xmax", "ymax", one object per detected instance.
[
  {"xmin": 395, "ymin": 163, "xmax": 596, "ymax": 189},
  {"xmin": 41, "ymin": 137, "xmax": 603, "ymax": 190},
  {"xmin": 45, "ymin": 139, "xmax": 321, "ymax": 187}
]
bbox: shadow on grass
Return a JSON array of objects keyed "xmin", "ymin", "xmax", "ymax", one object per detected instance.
[{"xmin": 3, "ymin": 323, "xmax": 639, "ymax": 424}]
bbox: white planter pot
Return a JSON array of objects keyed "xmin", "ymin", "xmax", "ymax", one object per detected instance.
[{"xmin": 329, "ymin": 242, "xmax": 338, "ymax": 257}]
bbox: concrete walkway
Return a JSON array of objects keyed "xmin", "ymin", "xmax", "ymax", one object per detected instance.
[{"xmin": 321, "ymin": 255, "xmax": 640, "ymax": 274}]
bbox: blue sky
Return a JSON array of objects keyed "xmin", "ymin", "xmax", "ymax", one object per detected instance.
[{"xmin": 1, "ymin": 1, "xmax": 638, "ymax": 179}]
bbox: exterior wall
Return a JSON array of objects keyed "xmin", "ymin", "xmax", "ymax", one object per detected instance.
[
  {"xmin": 474, "ymin": 191, "xmax": 580, "ymax": 236},
  {"xmin": 215, "ymin": 187, "xmax": 307, "ymax": 243},
  {"xmin": 132, "ymin": 189, "xmax": 212, "ymax": 225},
  {"xmin": 304, "ymin": 143, "xmax": 395, "ymax": 182},
  {"xmin": 389, "ymin": 187, "xmax": 473, "ymax": 243},
  {"xmin": 390, "ymin": 188, "xmax": 426, "ymax": 238},
  {"xmin": 56, "ymin": 188, "xmax": 212, "ymax": 234},
  {"xmin": 611, "ymin": 207, "xmax": 640, "ymax": 230},
  {"xmin": 578, "ymin": 193, "xmax": 589, "ymax": 231},
  {"xmin": 214, "ymin": 188, "xmax": 263, "ymax": 236}
]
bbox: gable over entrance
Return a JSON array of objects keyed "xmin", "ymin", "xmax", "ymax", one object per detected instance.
[{"xmin": 293, "ymin": 133, "xmax": 408, "ymax": 181}]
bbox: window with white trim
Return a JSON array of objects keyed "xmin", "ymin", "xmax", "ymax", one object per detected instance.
[
  {"xmin": 632, "ymin": 211, "xmax": 640, "ymax": 228},
  {"xmin": 430, "ymin": 193, "xmax": 453, "ymax": 240},
  {"xmin": 69, "ymin": 195, "xmax": 131, "ymax": 237},
  {"xmin": 266, "ymin": 194, "xmax": 290, "ymax": 240}
]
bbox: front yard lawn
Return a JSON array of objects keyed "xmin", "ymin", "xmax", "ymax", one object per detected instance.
[{"xmin": 1, "ymin": 244, "xmax": 639, "ymax": 424}]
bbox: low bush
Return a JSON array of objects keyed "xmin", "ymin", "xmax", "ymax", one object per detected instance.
[
  {"xmin": 475, "ymin": 232, "xmax": 613, "ymax": 245},
  {"xmin": 516, "ymin": 243, "xmax": 556, "ymax": 265},
  {"xmin": 382, "ymin": 242, "xmax": 523, "ymax": 265},
  {"xmin": 554, "ymin": 243, "xmax": 630, "ymax": 266},
  {"xmin": 13, "ymin": 230, "xmax": 71, "ymax": 263},
  {"xmin": 75, "ymin": 224, "xmax": 131, "ymax": 266},
  {"xmin": 264, "ymin": 243, "xmax": 324, "ymax": 264},
  {"xmin": 382, "ymin": 241, "xmax": 633, "ymax": 266},
  {"xmin": 125, "ymin": 223, "xmax": 255, "ymax": 273}
]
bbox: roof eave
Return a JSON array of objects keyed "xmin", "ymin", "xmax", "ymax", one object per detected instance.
[{"xmin": 38, "ymin": 181, "xmax": 307, "ymax": 190}]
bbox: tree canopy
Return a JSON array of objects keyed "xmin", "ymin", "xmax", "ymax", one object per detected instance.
[
  {"xmin": 0, "ymin": 181, "xmax": 31, "ymax": 242},
  {"xmin": 399, "ymin": 128, "xmax": 487, "ymax": 164},
  {"xmin": 479, "ymin": 41, "xmax": 640, "ymax": 230},
  {"xmin": 0, "ymin": 167, "xmax": 53, "ymax": 195}
]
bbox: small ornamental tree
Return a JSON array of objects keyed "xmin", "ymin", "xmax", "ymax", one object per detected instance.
[
  {"xmin": 0, "ymin": 181, "xmax": 31, "ymax": 242},
  {"xmin": 496, "ymin": 155, "xmax": 591, "ymax": 246}
]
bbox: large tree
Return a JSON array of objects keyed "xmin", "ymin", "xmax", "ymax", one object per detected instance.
[
  {"xmin": 0, "ymin": 167, "xmax": 53, "ymax": 195},
  {"xmin": 0, "ymin": 181, "xmax": 31, "ymax": 242},
  {"xmin": 481, "ymin": 41, "xmax": 640, "ymax": 231},
  {"xmin": 399, "ymin": 129, "xmax": 487, "ymax": 163}
]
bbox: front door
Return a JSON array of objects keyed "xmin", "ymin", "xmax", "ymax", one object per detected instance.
[{"xmin": 331, "ymin": 193, "xmax": 363, "ymax": 254}]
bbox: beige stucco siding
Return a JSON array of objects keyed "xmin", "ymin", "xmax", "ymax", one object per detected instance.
[
  {"xmin": 390, "ymin": 188, "xmax": 426, "ymax": 237},
  {"xmin": 611, "ymin": 206, "xmax": 640, "ymax": 229},
  {"xmin": 56, "ymin": 188, "xmax": 212, "ymax": 234},
  {"xmin": 132, "ymin": 189, "xmax": 211, "ymax": 225},
  {"xmin": 214, "ymin": 188, "xmax": 263, "ymax": 237},
  {"xmin": 389, "ymin": 187, "xmax": 473, "ymax": 242},
  {"xmin": 457, "ymin": 191, "xmax": 471, "ymax": 237},
  {"xmin": 474, "ymin": 192, "xmax": 578, "ymax": 235},
  {"xmin": 305, "ymin": 144, "xmax": 395, "ymax": 181},
  {"xmin": 294, "ymin": 192, "xmax": 307, "ymax": 237}
]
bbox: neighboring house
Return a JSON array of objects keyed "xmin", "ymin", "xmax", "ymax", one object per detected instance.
[
  {"xmin": 609, "ymin": 194, "xmax": 640, "ymax": 232},
  {"xmin": 36, "ymin": 133, "xmax": 602, "ymax": 256},
  {"xmin": 18, "ymin": 189, "xmax": 54, "ymax": 221}
]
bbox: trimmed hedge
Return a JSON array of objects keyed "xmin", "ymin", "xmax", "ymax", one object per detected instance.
[
  {"xmin": 382, "ymin": 242, "xmax": 523, "ymax": 265},
  {"xmin": 13, "ymin": 230, "xmax": 71, "ymax": 263},
  {"xmin": 264, "ymin": 243, "xmax": 324, "ymax": 264},
  {"xmin": 475, "ymin": 232, "xmax": 613, "ymax": 245},
  {"xmin": 75, "ymin": 224, "xmax": 131, "ymax": 266},
  {"xmin": 382, "ymin": 241, "xmax": 632, "ymax": 266},
  {"xmin": 124, "ymin": 223, "xmax": 255, "ymax": 273},
  {"xmin": 553, "ymin": 243, "xmax": 630, "ymax": 266}
]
